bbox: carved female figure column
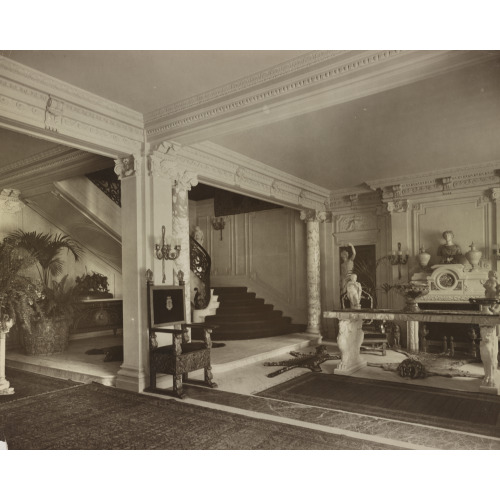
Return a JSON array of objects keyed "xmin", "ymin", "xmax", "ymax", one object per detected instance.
[{"xmin": 300, "ymin": 210, "xmax": 328, "ymax": 337}]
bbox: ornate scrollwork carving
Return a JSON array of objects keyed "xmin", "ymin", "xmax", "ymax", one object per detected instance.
[
  {"xmin": 0, "ymin": 188, "xmax": 22, "ymax": 213},
  {"xmin": 114, "ymin": 156, "xmax": 136, "ymax": 180}
]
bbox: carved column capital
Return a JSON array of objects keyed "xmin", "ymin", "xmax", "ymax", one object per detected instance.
[
  {"xmin": 0, "ymin": 188, "xmax": 23, "ymax": 213},
  {"xmin": 490, "ymin": 188, "xmax": 500, "ymax": 201},
  {"xmin": 385, "ymin": 199, "xmax": 409, "ymax": 213},
  {"xmin": 114, "ymin": 155, "xmax": 136, "ymax": 180},
  {"xmin": 299, "ymin": 209, "xmax": 332, "ymax": 223},
  {"xmin": 148, "ymin": 142, "xmax": 196, "ymax": 192},
  {"xmin": 391, "ymin": 184, "xmax": 403, "ymax": 199}
]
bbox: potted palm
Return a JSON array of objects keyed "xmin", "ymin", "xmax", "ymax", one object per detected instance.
[
  {"xmin": 0, "ymin": 239, "xmax": 39, "ymax": 392},
  {"xmin": 6, "ymin": 230, "xmax": 83, "ymax": 355}
]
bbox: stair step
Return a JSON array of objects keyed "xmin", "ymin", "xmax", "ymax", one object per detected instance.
[
  {"xmin": 215, "ymin": 303, "xmax": 274, "ymax": 314},
  {"xmin": 213, "ymin": 287, "xmax": 248, "ymax": 295},
  {"xmin": 214, "ymin": 292, "xmax": 257, "ymax": 301},
  {"xmin": 192, "ymin": 324, "xmax": 306, "ymax": 341},
  {"xmin": 205, "ymin": 310, "xmax": 283, "ymax": 323}
]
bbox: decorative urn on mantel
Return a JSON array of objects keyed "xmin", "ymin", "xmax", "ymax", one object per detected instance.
[
  {"xmin": 465, "ymin": 242, "xmax": 482, "ymax": 270},
  {"xmin": 417, "ymin": 246, "xmax": 431, "ymax": 269}
]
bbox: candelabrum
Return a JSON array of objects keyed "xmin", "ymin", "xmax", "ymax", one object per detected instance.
[
  {"xmin": 389, "ymin": 242, "xmax": 409, "ymax": 280},
  {"xmin": 155, "ymin": 225, "xmax": 181, "ymax": 283},
  {"xmin": 212, "ymin": 217, "xmax": 226, "ymax": 241}
]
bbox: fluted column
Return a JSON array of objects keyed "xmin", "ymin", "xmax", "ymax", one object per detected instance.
[{"xmin": 300, "ymin": 209, "xmax": 329, "ymax": 338}]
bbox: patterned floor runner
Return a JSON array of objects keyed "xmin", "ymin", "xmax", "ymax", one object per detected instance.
[{"xmin": 257, "ymin": 373, "xmax": 500, "ymax": 438}]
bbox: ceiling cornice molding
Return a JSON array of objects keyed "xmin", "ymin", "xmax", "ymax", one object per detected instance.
[
  {"xmin": 174, "ymin": 142, "xmax": 329, "ymax": 210},
  {"xmin": 145, "ymin": 50, "xmax": 404, "ymax": 139},
  {"xmin": 0, "ymin": 145, "xmax": 110, "ymax": 191},
  {"xmin": 0, "ymin": 56, "xmax": 144, "ymax": 155},
  {"xmin": 366, "ymin": 159, "xmax": 500, "ymax": 200},
  {"xmin": 145, "ymin": 50, "xmax": 351, "ymax": 121},
  {"xmin": 144, "ymin": 50, "xmax": 498, "ymax": 145}
]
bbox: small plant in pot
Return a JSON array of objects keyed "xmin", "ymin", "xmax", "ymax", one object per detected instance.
[
  {"xmin": 74, "ymin": 270, "xmax": 112, "ymax": 299},
  {"xmin": 6, "ymin": 230, "xmax": 83, "ymax": 355}
]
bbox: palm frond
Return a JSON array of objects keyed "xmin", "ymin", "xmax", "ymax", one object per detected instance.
[{"xmin": 6, "ymin": 230, "xmax": 83, "ymax": 285}]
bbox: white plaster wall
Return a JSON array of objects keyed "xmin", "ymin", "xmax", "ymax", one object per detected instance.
[
  {"xmin": 192, "ymin": 199, "xmax": 307, "ymax": 323},
  {"xmin": 0, "ymin": 204, "xmax": 122, "ymax": 297}
]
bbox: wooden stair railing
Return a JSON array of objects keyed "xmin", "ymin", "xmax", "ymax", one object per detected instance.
[{"xmin": 190, "ymin": 236, "xmax": 211, "ymax": 309}]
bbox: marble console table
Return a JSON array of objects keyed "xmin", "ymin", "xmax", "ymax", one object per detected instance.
[{"xmin": 323, "ymin": 308, "xmax": 500, "ymax": 395}]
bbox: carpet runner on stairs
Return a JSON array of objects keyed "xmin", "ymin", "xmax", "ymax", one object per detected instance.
[{"xmin": 193, "ymin": 286, "xmax": 306, "ymax": 341}]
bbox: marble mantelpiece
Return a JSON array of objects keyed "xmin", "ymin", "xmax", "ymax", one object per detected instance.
[{"xmin": 323, "ymin": 308, "xmax": 500, "ymax": 395}]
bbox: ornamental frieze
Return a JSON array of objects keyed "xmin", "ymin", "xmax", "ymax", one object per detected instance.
[{"xmin": 336, "ymin": 213, "xmax": 377, "ymax": 232}]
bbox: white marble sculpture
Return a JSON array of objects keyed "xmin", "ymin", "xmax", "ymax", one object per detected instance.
[{"xmin": 345, "ymin": 273, "xmax": 362, "ymax": 309}]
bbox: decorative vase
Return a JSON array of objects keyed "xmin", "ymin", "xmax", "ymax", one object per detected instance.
[
  {"xmin": 465, "ymin": 242, "xmax": 482, "ymax": 269},
  {"xmin": 393, "ymin": 283, "xmax": 430, "ymax": 312},
  {"xmin": 417, "ymin": 247, "xmax": 431, "ymax": 269}
]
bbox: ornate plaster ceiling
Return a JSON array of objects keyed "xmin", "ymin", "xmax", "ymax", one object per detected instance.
[{"xmin": 1, "ymin": 50, "xmax": 499, "ymax": 194}]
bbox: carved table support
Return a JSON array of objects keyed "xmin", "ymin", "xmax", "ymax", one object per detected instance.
[
  {"xmin": 324, "ymin": 308, "xmax": 500, "ymax": 395},
  {"xmin": 0, "ymin": 319, "xmax": 15, "ymax": 395},
  {"xmin": 334, "ymin": 318, "xmax": 367, "ymax": 375},
  {"xmin": 478, "ymin": 324, "xmax": 499, "ymax": 395}
]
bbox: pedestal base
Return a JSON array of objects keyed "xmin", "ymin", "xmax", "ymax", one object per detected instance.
[
  {"xmin": 0, "ymin": 380, "xmax": 14, "ymax": 395},
  {"xmin": 479, "ymin": 384, "xmax": 500, "ymax": 395},
  {"xmin": 334, "ymin": 360, "xmax": 367, "ymax": 376}
]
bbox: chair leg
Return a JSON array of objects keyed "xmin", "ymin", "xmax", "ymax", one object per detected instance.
[
  {"xmin": 173, "ymin": 374, "xmax": 186, "ymax": 399},
  {"xmin": 204, "ymin": 365, "xmax": 217, "ymax": 388},
  {"xmin": 149, "ymin": 357, "xmax": 156, "ymax": 390}
]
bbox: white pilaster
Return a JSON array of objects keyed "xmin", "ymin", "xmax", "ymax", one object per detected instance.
[{"xmin": 114, "ymin": 150, "xmax": 175, "ymax": 393}]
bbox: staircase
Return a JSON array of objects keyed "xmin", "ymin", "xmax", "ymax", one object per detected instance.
[{"xmin": 192, "ymin": 286, "xmax": 306, "ymax": 341}]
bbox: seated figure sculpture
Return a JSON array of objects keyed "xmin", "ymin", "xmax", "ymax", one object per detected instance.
[
  {"xmin": 345, "ymin": 273, "xmax": 362, "ymax": 309},
  {"xmin": 483, "ymin": 270, "xmax": 499, "ymax": 299},
  {"xmin": 437, "ymin": 230, "xmax": 462, "ymax": 264}
]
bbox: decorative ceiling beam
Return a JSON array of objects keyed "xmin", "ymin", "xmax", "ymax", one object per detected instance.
[
  {"xmin": 171, "ymin": 142, "xmax": 330, "ymax": 211},
  {"xmin": 0, "ymin": 145, "xmax": 112, "ymax": 193},
  {"xmin": 0, "ymin": 56, "xmax": 144, "ymax": 157}
]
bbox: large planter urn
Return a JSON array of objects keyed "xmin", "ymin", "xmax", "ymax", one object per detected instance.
[
  {"xmin": 19, "ymin": 316, "xmax": 71, "ymax": 356},
  {"xmin": 465, "ymin": 242, "xmax": 482, "ymax": 269}
]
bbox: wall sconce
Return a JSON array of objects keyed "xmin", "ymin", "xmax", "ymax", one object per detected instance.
[
  {"xmin": 493, "ymin": 244, "xmax": 500, "ymax": 260},
  {"xmin": 155, "ymin": 225, "xmax": 181, "ymax": 283},
  {"xmin": 388, "ymin": 242, "xmax": 409, "ymax": 280},
  {"xmin": 212, "ymin": 217, "xmax": 226, "ymax": 241}
]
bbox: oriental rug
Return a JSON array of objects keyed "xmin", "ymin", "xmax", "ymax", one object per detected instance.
[
  {"xmin": 0, "ymin": 382, "xmax": 399, "ymax": 450},
  {"xmin": 0, "ymin": 368, "xmax": 81, "ymax": 405},
  {"xmin": 257, "ymin": 373, "xmax": 500, "ymax": 438}
]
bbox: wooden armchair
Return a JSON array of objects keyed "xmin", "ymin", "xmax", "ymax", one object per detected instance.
[{"xmin": 145, "ymin": 272, "xmax": 217, "ymax": 399}]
